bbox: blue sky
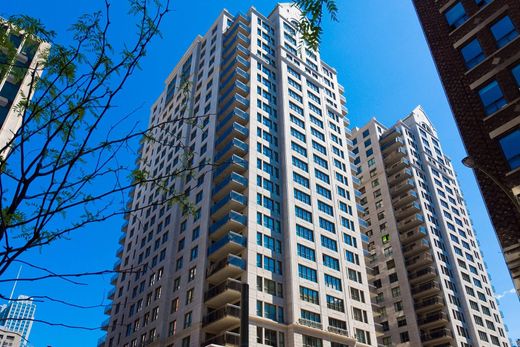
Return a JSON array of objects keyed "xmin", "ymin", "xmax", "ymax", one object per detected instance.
[{"xmin": 2, "ymin": 0, "xmax": 519, "ymax": 346}]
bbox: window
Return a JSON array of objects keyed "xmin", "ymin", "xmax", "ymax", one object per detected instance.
[
  {"xmin": 300, "ymin": 286, "xmax": 319, "ymax": 304},
  {"xmin": 513, "ymin": 63, "xmax": 520, "ymax": 86},
  {"xmin": 296, "ymin": 224, "xmax": 314, "ymax": 241},
  {"xmin": 298, "ymin": 264, "xmax": 317, "ymax": 282},
  {"xmin": 461, "ymin": 39, "xmax": 485, "ymax": 68},
  {"xmin": 478, "ymin": 80, "xmax": 506, "ymax": 115},
  {"xmin": 498, "ymin": 128, "xmax": 520, "ymax": 170},
  {"xmin": 297, "ymin": 243, "xmax": 316, "ymax": 261},
  {"xmin": 444, "ymin": 3, "xmax": 467, "ymax": 30},
  {"xmin": 324, "ymin": 274, "xmax": 342, "ymax": 291},
  {"xmin": 491, "ymin": 16, "xmax": 519, "ymax": 48}
]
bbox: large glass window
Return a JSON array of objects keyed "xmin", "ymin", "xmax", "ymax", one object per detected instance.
[
  {"xmin": 478, "ymin": 80, "xmax": 507, "ymax": 115},
  {"xmin": 445, "ymin": 3, "xmax": 468, "ymax": 30},
  {"xmin": 498, "ymin": 129, "xmax": 520, "ymax": 170},
  {"xmin": 475, "ymin": 0, "xmax": 492, "ymax": 6},
  {"xmin": 461, "ymin": 39, "xmax": 485, "ymax": 68},
  {"xmin": 512, "ymin": 64, "xmax": 520, "ymax": 86},
  {"xmin": 490, "ymin": 16, "xmax": 519, "ymax": 48}
]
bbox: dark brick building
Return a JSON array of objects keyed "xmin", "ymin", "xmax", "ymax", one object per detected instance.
[{"xmin": 411, "ymin": 0, "xmax": 520, "ymax": 297}]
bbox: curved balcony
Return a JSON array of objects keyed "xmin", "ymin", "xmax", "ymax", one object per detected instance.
[
  {"xmin": 380, "ymin": 127, "xmax": 402, "ymax": 145},
  {"xmin": 209, "ymin": 210, "xmax": 247, "ymax": 239},
  {"xmin": 386, "ymin": 158, "xmax": 411, "ymax": 175},
  {"xmin": 351, "ymin": 175, "xmax": 361, "ymax": 187},
  {"xmin": 411, "ymin": 280, "xmax": 441, "ymax": 298},
  {"xmin": 383, "ymin": 147, "xmax": 407, "ymax": 165},
  {"xmin": 222, "ymin": 44, "xmax": 249, "ymax": 69},
  {"xmin": 216, "ymin": 108, "xmax": 249, "ymax": 136},
  {"xmin": 116, "ymin": 245, "xmax": 124, "ymax": 258},
  {"xmin": 394, "ymin": 201, "xmax": 421, "ymax": 219},
  {"xmin": 113, "ymin": 259, "xmax": 121, "ymax": 271},
  {"xmin": 224, "ymin": 32, "xmax": 250, "ymax": 54},
  {"xmin": 103, "ymin": 303, "xmax": 112, "ymax": 315},
  {"xmin": 110, "ymin": 272, "xmax": 119, "ymax": 285},
  {"xmin": 208, "ymin": 231, "xmax": 246, "ymax": 261},
  {"xmin": 219, "ymin": 80, "xmax": 249, "ymax": 106},
  {"xmin": 390, "ymin": 178, "xmax": 415, "ymax": 196},
  {"xmin": 221, "ymin": 54, "xmax": 250, "ymax": 80},
  {"xmin": 213, "ymin": 155, "xmax": 248, "ymax": 183},
  {"xmin": 204, "ymin": 278, "xmax": 242, "ymax": 308},
  {"xmin": 207, "ymin": 254, "xmax": 246, "ymax": 284},
  {"xmin": 405, "ymin": 252, "xmax": 434, "ymax": 271},
  {"xmin": 202, "ymin": 331, "xmax": 240, "ymax": 347},
  {"xmin": 387, "ymin": 167, "xmax": 413, "ymax": 185},
  {"xmin": 421, "ymin": 328, "xmax": 452, "ymax": 346},
  {"xmin": 118, "ymin": 233, "xmax": 126, "ymax": 245},
  {"xmin": 417, "ymin": 311, "xmax": 449, "ymax": 329},
  {"xmin": 392, "ymin": 190, "xmax": 418, "ymax": 208},
  {"xmin": 380, "ymin": 136, "xmax": 404, "ymax": 154},
  {"xmin": 107, "ymin": 287, "xmax": 115, "ymax": 300},
  {"xmin": 408, "ymin": 266, "xmax": 436, "ymax": 284},
  {"xmin": 212, "ymin": 172, "xmax": 247, "ymax": 201},
  {"xmin": 402, "ymin": 238, "xmax": 429, "ymax": 257},
  {"xmin": 415, "ymin": 295, "xmax": 444, "ymax": 314},
  {"xmin": 224, "ymin": 20, "xmax": 249, "ymax": 46},
  {"xmin": 214, "ymin": 138, "xmax": 248, "ymax": 164},
  {"xmin": 219, "ymin": 91, "xmax": 249, "ymax": 116},
  {"xmin": 215, "ymin": 122, "xmax": 248, "ymax": 149},
  {"xmin": 101, "ymin": 318, "xmax": 110, "ymax": 331},
  {"xmin": 203, "ymin": 303, "xmax": 241, "ymax": 333},
  {"xmin": 400, "ymin": 225, "xmax": 427, "ymax": 244},
  {"xmin": 358, "ymin": 218, "xmax": 369, "ymax": 230},
  {"xmin": 397, "ymin": 213, "xmax": 425, "ymax": 232}
]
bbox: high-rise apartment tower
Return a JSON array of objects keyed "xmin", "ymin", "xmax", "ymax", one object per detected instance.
[
  {"xmin": 412, "ymin": 0, "xmax": 520, "ymax": 296},
  {"xmin": 0, "ymin": 20, "xmax": 49, "ymax": 154},
  {"xmin": 0, "ymin": 295, "xmax": 36, "ymax": 347},
  {"xmin": 101, "ymin": 4, "xmax": 376, "ymax": 347},
  {"xmin": 352, "ymin": 107, "xmax": 510, "ymax": 347}
]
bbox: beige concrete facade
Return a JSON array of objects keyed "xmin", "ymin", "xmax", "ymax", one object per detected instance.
[
  {"xmin": 101, "ymin": 4, "xmax": 376, "ymax": 347},
  {"xmin": 352, "ymin": 107, "xmax": 510, "ymax": 347},
  {"xmin": 0, "ymin": 329, "xmax": 21, "ymax": 347}
]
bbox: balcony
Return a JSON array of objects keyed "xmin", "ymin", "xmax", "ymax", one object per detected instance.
[
  {"xmin": 110, "ymin": 272, "xmax": 119, "ymax": 285},
  {"xmin": 387, "ymin": 167, "xmax": 413, "ymax": 186},
  {"xmin": 383, "ymin": 147, "xmax": 407, "ymax": 165},
  {"xmin": 212, "ymin": 172, "xmax": 247, "ymax": 201},
  {"xmin": 107, "ymin": 287, "xmax": 115, "ymax": 300},
  {"xmin": 400, "ymin": 225, "xmax": 427, "ymax": 244},
  {"xmin": 356, "ymin": 203, "xmax": 366, "ymax": 215},
  {"xmin": 211, "ymin": 191, "xmax": 247, "ymax": 219},
  {"xmin": 389, "ymin": 178, "xmax": 415, "ymax": 196},
  {"xmin": 380, "ymin": 136, "xmax": 404, "ymax": 154},
  {"xmin": 222, "ymin": 44, "xmax": 249, "ymax": 66},
  {"xmin": 97, "ymin": 336, "xmax": 106, "ymax": 347},
  {"xmin": 392, "ymin": 190, "xmax": 418, "ymax": 208},
  {"xmin": 417, "ymin": 311, "xmax": 449, "ymax": 329},
  {"xmin": 415, "ymin": 295, "xmax": 444, "ymax": 313},
  {"xmin": 215, "ymin": 138, "xmax": 248, "ymax": 164},
  {"xmin": 205, "ymin": 278, "xmax": 242, "ymax": 308},
  {"xmin": 405, "ymin": 252, "xmax": 434, "ymax": 271},
  {"xmin": 394, "ymin": 201, "xmax": 421, "ymax": 219},
  {"xmin": 203, "ymin": 303, "xmax": 241, "ymax": 332},
  {"xmin": 298, "ymin": 318, "xmax": 323, "ymax": 330},
  {"xmin": 397, "ymin": 213, "xmax": 425, "ymax": 232},
  {"xmin": 202, "ymin": 331, "xmax": 240, "ymax": 347},
  {"xmin": 207, "ymin": 254, "xmax": 246, "ymax": 284},
  {"xmin": 208, "ymin": 231, "xmax": 246, "ymax": 260},
  {"xmin": 209, "ymin": 210, "xmax": 247, "ymax": 239},
  {"xmin": 113, "ymin": 259, "xmax": 121, "ymax": 271},
  {"xmin": 411, "ymin": 280, "xmax": 441, "ymax": 298},
  {"xmin": 351, "ymin": 175, "xmax": 361, "ymax": 187},
  {"xmin": 379, "ymin": 127, "xmax": 402, "ymax": 145},
  {"xmin": 402, "ymin": 238, "xmax": 429, "ymax": 257},
  {"xmin": 116, "ymin": 245, "xmax": 124, "ymax": 257},
  {"xmin": 327, "ymin": 326, "xmax": 349, "ymax": 336},
  {"xmin": 118, "ymin": 233, "xmax": 126, "ymax": 245},
  {"xmin": 216, "ymin": 108, "xmax": 249, "ymax": 136},
  {"xmin": 224, "ymin": 32, "xmax": 250, "ymax": 54},
  {"xmin": 219, "ymin": 92, "xmax": 249, "ymax": 116},
  {"xmin": 101, "ymin": 318, "xmax": 110, "ymax": 331},
  {"xmin": 421, "ymin": 328, "xmax": 452, "ymax": 346},
  {"xmin": 213, "ymin": 155, "xmax": 248, "ymax": 183},
  {"xmin": 224, "ymin": 20, "xmax": 249, "ymax": 44},
  {"xmin": 408, "ymin": 266, "xmax": 436, "ymax": 284},
  {"xmin": 215, "ymin": 122, "xmax": 248, "ymax": 148},
  {"xmin": 103, "ymin": 303, "xmax": 112, "ymax": 315},
  {"xmin": 358, "ymin": 218, "xmax": 369, "ymax": 230},
  {"xmin": 385, "ymin": 158, "xmax": 410, "ymax": 175},
  {"xmin": 219, "ymin": 80, "xmax": 249, "ymax": 105}
]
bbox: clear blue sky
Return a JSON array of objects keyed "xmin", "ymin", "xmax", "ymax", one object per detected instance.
[{"xmin": 2, "ymin": 1, "xmax": 519, "ymax": 346}]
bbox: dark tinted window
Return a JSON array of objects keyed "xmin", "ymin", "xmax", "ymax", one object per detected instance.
[
  {"xmin": 498, "ymin": 129, "xmax": 520, "ymax": 170},
  {"xmin": 445, "ymin": 3, "xmax": 468, "ymax": 29},
  {"xmin": 478, "ymin": 80, "xmax": 506, "ymax": 115},
  {"xmin": 490, "ymin": 16, "xmax": 519, "ymax": 48},
  {"xmin": 461, "ymin": 39, "xmax": 485, "ymax": 68}
]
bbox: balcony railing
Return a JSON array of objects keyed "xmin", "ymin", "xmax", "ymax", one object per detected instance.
[
  {"xmin": 203, "ymin": 303, "xmax": 241, "ymax": 326},
  {"xmin": 421, "ymin": 328, "xmax": 452, "ymax": 342},
  {"xmin": 217, "ymin": 108, "xmax": 249, "ymax": 134},
  {"xmin": 215, "ymin": 122, "xmax": 248, "ymax": 146},
  {"xmin": 298, "ymin": 318, "xmax": 322, "ymax": 330},
  {"xmin": 212, "ymin": 172, "xmax": 247, "ymax": 199},
  {"xmin": 202, "ymin": 331, "xmax": 240, "ymax": 347},
  {"xmin": 214, "ymin": 138, "xmax": 248, "ymax": 163},
  {"xmin": 411, "ymin": 281, "xmax": 440, "ymax": 295},
  {"xmin": 208, "ymin": 231, "xmax": 246, "ymax": 256},
  {"xmin": 207, "ymin": 254, "xmax": 246, "ymax": 278},
  {"xmin": 327, "ymin": 326, "xmax": 348, "ymax": 336},
  {"xmin": 417, "ymin": 312, "xmax": 448, "ymax": 326},
  {"xmin": 415, "ymin": 295, "xmax": 444, "ymax": 310},
  {"xmin": 205, "ymin": 278, "xmax": 242, "ymax": 302}
]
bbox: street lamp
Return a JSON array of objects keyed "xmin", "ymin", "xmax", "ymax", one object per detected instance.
[{"xmin": 461, "ymin": 156, "xmax": 520, "ymax": 213}]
